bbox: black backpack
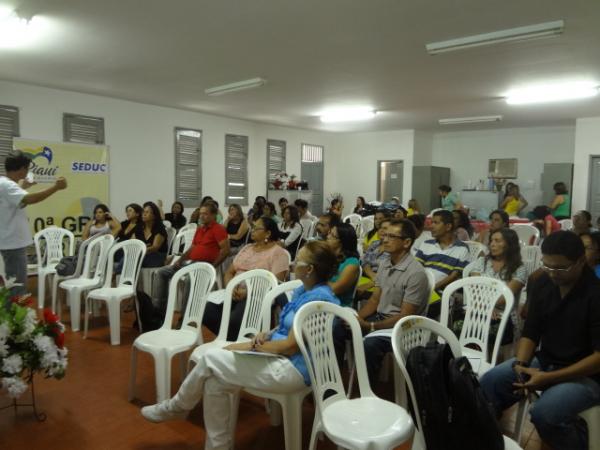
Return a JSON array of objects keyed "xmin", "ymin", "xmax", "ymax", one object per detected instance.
[
  {"xmin": 136, "ymin": 290, "xmax": 164, "ymax": 332},
  {"xmin": 55, "ymin": 256, "xmax": 78, "ymax": 276},
  {"xmin": 406, "ymin": 342, "xmax": 504, "ymax": 450}
]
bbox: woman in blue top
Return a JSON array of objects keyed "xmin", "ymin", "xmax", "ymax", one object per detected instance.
[
  {"xmin": 439, "ymin": 184, "xmax": 463, "ymax": 211},
  {"xmin": 141, "ymin": 241, "xmax": 340, "ymax": 450},
  {"xmin": 327, "ymin": 222, "xmax": 361, "ymax": 306}
]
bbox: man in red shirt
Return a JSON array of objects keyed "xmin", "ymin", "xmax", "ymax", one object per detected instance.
[{"xmin": 154, "ymin": 201, "xmax": 229, "ymax": 310}]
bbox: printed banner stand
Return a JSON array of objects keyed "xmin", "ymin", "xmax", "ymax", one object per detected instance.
[{"xmin": 13, "ymin": 138, "xmax": 110, "ymax": 238}]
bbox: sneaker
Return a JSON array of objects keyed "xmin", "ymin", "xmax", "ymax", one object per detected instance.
[{"xmin": 141, "ymin": 400, "xmax": 188, "ymax": 423}]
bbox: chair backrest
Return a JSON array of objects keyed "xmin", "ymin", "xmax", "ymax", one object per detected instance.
[
  {"xmin": 558, "ymin": 218, "xmax": 573, "ymax": 231},
  {"xmin": 34, "ymin": 227, "xmax": 75, "ymax": 269},
  {"xmin": 72, "ymin": 234, "xmax": 102, "ymax": 278},
  {"xmin": 168, "ymin": 229, "xmax": 196, "ymax": 260},
  {"xmin": 103, "ymin": 239, "xmax": 146, "ymax": 288},
  {"xmin": 465, "ymin": 240, "xmax": 487, "ymax": 261},
  {"xmin": 391, "ymin": 315, "xmax": 462, "ymax": 449},
  {"xmin": 427, "ymin": 208, "xmax": 442, "ymax": 218},
  {"xmin": 440, "ymin": 276, "xmax": 514, "ymax": 367},
  {"xmin": 163, "ymin": 220, "xmax": 172, "ymax": 229},
  {"xmin": 293, "ymin": 301, "xmax": 375, "ymax": 413},
  {"xmin": 217, "ymin": 269, "xmax": 279, "ymax": 341},
  {"xmin": 259, "ymin": 279, "xmax": 302, "ymax": 330},
  {"xmin": 166, "ymin": 227, "xmax": 177, "ymax": 254},
  {"xmin": 80, "ymin": 234, "xmax": 114, "ymax": 282},
  {"xmin": 520, "ymin": 245, "xmax": 542, "ymax": 277},
  {"xmin": 511, "ymin": 223, "xmax": 540, "ymax": 246},
  {"xmin": 343, "ymin": 213, "xmax": 362, "ymax": 236},
  {"xmin": 462, "ymin": 260, "xmax": 479, "ymax": 278},
  {"xmin": 360, "ymin": 216, "xmax": 374, "ymax": 240},
  {"xmin": 162, "ymin": 263, "xmax": 216, "ymax": 340},
  {"xmin": 179, "ymin": 223, "xmax": 198, "ymax": 234},
  {"xmin": 350, "ymin": 265, "xmax": 363, "ymax": 299}
]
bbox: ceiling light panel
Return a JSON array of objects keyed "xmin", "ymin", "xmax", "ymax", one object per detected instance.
[
  {"xmin": 205, "ymin": 77, "xmax": 266, "ymax": 96},
  {"xmin": 506, "ymin": 82, "xmax": 599, "ymax": 105},
  {"xmin": 319, "ymin": 108, "xmax": 377, "ymax": 123}
]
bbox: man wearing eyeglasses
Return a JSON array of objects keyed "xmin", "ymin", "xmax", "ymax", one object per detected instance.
[
  {"xmin": 481, "ymin": 231, "xmax": 600, "ymax": 450},
  {"xmin": 355, "ymin": 218, "xmax": 430, "ymax": 385}
]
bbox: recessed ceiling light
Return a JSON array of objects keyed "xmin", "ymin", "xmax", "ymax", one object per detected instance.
[
  {"xmin": 0, "ymin": 6, "xmax": 49, "ymax": 49},
  {"xmin": 438, "ymin": 115, "xmax": 503, "ymax": 125},
  {"xmin": 205, "ymin": 77, "xmax": 266, "ymax": 96},
  {"xmin": 506, "ymin": 82, "xmax": 599, "ymax": 105},
  {"xmin": 426, "ymin": 20, "xmax": 564, "ymax": 55},
  {"xmin": 320, "ymin": 108, "xmax": 377, "ymax": 123}
]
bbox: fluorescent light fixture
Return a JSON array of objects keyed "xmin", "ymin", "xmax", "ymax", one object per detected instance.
[
  {"xmin": 438, "ymin": 115, "xmax": 503, "ymax": 125},
  {"xmin": 320, "ymin": 108, "xmax": 377, "ymax": 123},
  {"xmin": 506, "ymin": 81, "xmax": 599, "ymax": 105},
  {"xmin": 426, "ymin": 20, "xmax": 564, "ymax": 55},
  {"xmin": 205, "ymin": 77, "xmax": 266, "ymax": 96},
  {"xmin": 0, "ymin": 6, "xmax": 50, "ymax": 49}
]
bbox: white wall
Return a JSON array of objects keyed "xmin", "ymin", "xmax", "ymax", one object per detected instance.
[
  {"xmin": 573, "ymin": 116, "xmax": 600, "ymax": 212},
  {"xmin": 431, "ymin": 126, "xmax": 575, "ymax": 211},
  {"xmin": 329, "ymin": 130, "xmax": 415, "ymax": 209},
  {"xmin": 0, "ymin": 80, "xmax": 334, "ymax": 216}
]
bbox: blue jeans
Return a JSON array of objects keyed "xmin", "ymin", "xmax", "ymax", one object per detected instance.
[
  {"xmin": 0, "ymin": 247, "xmax": 28, "ymax": 297},
  {"xmin": 480, "ymin": 357, "xmax": 600, "ymax": 450}
]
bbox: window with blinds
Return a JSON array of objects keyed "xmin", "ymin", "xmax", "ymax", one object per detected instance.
[
  {"xmin": 301, "ymin": 143, "xmax": 324, "ymax": 163},
  {"xmin": 63, "ymin": 113, "xmax": 105, "ymax": 144},
  {"xmin": 267, "ymin": 139, "xmax": 286, "ymax": 189},
  {"xmin": 175, "ymin": 128, "xmax": 202, "ymax": 207},
  {"xmin": 225, "ymin": 134, "xmax": 249, "ymax": 205},
  {"xmin": 0, "ymin": 105, "xmax": 20, "ymax": 176}
]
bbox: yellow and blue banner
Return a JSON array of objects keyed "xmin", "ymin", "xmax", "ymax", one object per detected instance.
[{"xmin": 13, "ymin": 138, "xmax": 109, "ymax": 237}]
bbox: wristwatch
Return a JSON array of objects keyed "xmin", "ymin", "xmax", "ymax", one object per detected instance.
[{"xmin": 370, "ymin": 322, "xmax": 376, "ymax": 333}]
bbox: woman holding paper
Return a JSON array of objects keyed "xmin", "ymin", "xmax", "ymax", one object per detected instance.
[{"xmin": 140, "ymin": 241, "xmax": 340, "ymax": 450}]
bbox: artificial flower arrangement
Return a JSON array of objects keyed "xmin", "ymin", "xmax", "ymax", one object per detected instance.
[{"xmin": 0, "ymin": 280, "xmax": 68, "ymax": 399}]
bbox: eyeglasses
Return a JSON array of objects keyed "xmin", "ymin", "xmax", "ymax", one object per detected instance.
[
  {"xmin": 380, "ymin": 233, "xmax": 410, "ymax": 241},
  {"xmin": 540, "ymin": 263, "xmax": 576, "ymax": 273}
]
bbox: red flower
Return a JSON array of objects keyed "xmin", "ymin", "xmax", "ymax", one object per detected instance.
[
  {"xmin": 54, "ymin": 332, "xmax": 65, "ymax": 349},
  {"xmin": 43, "ymin": 308, "xmax": 59, "ymax": 324}
]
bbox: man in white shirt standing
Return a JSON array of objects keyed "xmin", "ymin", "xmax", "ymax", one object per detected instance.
[{"xmin": 0, "ymin": 150, "xmax": 67, "ymax": 296}]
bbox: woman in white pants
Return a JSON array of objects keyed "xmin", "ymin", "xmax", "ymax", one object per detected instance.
[{"xmin": 141, "ymin": 241, "xmax": 341, "ymax": 450}]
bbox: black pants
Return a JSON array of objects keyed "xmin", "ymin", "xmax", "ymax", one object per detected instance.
[{"xmin": 202, "ymin": 299, "xmax": 247, "ymax": 341}]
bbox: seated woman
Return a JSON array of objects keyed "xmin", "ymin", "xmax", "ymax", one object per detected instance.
[
  {"xmin": 203, "ymin": 217, "xmax": 290, "ymax": 341},
  {"xmin": 82, "ymin": 203, "xmax": 121, "ymax": 240},
  {"xmin": 357, "ymin": 218, "xmax": 391, "ymax": 295},
  {"xmin": 393, "ymin": 205, "xmax": 408, "ymax": 220},
  {"xmin": 263, "ymin": 201, "xmax": 281, "ymax": 224},
  {"xmin": 532, "ymin": 205, "xmax": 560, "ymax": 238},
  {"xmin": 224, "ymin": 204, "xmax": 249, "ymax": 255},
  {"xmin": 135, "ymin": 202, "xmax": 168, "ymax": 268},
  {"xmin": 329, "ymin": 197, "xmax": 343, "ymax": 218},
  {"xmin": 141, "ymin": 241, "xmax": 340, "ymax": 450},
  {"xmin": 163, "ymin": 201, "xmax": 187, "ymax": 230},
  {"xmin": 353, "ymin": 196, "xmax": 366, "ymax": 214},
  {"xmin": 363, "ymin": 209, "xmax": 388, "ymax": 252},
  {"xmin": 467, "ymin": 228, "xmax": 527, "ymax": 344},
  {"xmin": 477, "ymin": 209, "xmax": 509, "ymax": 245},
  {"xmin": 117, "ymin": 203, "xmax": 143, "ymax": 241},
  {"xmin": 580, "ymin": 231, "xmax": 600, "ymax": 278},
  {"xmin": 501, "ymin": 184, "xmax": 528, "ymax": 217},
  {"xmin": 453, "ymin": 209, "xmax": 474, "ymax": 241},
  {"xmin": 278, "ymin": 205, "xmax": 304, "ymax": 260},
  {"xmin": 407, "ymin": 199, "xmax": 420, "ymax": 216},
  {"xmin": 573, "ymin": 210, "xmax": 594, "ymax": 235},
  {"xmin": 278, "ymin": 197, "xmax": 288, "ymax": 216},
  {"xmin": 327, "ymin": 223, "xmax": 361, "ymax": 307}
]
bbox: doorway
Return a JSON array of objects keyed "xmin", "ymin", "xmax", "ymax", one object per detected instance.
[
  {"xmin": 588, "ymin": 156, "xmax": 600, "ymax": 222},
  {"xmin": 301, "ymin": 143, "xmax": 324, "ymax": 214},
  {"xmin": 377, "ymin": 160, "xmax": 403, "ymax": 202}
]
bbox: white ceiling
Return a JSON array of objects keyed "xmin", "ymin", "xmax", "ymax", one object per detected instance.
[{"xmin": 1, "ymin": 0, "xmax": 600, "ymax": 132}]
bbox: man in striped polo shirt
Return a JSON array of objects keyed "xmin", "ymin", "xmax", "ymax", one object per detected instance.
[{"xmin": 415, "ymin": 209, "xmax": 470, "ymax": 317}]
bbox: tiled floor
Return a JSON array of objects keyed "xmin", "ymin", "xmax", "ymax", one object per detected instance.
[{"xmin": 1, "ymin": 289, "xmax": 549, "ymax": 449}]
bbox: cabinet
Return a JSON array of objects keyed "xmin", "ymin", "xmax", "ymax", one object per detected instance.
[{"xmin": 412, "ymin": 166, "xmax": 450, "ymax": 213}]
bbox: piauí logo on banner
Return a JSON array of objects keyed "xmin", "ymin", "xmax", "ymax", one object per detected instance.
[{"xmin": 22, "ymin": 146, "xmax": 59, "ymax": 183}]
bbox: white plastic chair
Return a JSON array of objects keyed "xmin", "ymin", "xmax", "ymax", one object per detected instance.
[
  {"xmin": 34, "ymin": 227, "xmax": 75, "ymax": 309},
  {"xmin": 188, "ymin": 269, "xmax": 279, "ymax": 362},
  {"xmin": 129, "ymin": 262, "xmax": 216, "ymax": 402},
  {"xmin": 178, "ymin": 222, "xmax": 197, "ymax": 234},
  {"xmin": 520, "ymin": 245, "xmax": 542, "ymax": 277},
  {"xmin": 427, "ymin": 208, "xmax": 443, "ymax": 218},
  {"xmin": 360, "ymin": 215, "xmax": 374, "ymax": 240},
  {"xmin": 165, "ymin": 226, "xmax": 177, "ymax": 254},
  {"xmin": 391, "ymin": 315, "xmax": 522, "ymax": 450},
  {"xmin": 293, "ymin": 301, "xmax": 414, "ymax": 450},
  {"xmin": 440, "ymin": 277, "xmax": 514, "ymax": 377},
  {"xmin": 58, "ymin": 234, "xmax": 114, "ymax": 331},
  {"xmin": 465, "ymin": 240, "xmax": 488, "ymax": 261},
  {"xmin": 162, "ymin": 220, "xmax": 172, "ymax": 229},
  {"xmin": 559, "ymin": 218, "xmax": 573, "ymax": 231},
  {"xmin": 581, "ymin": 406, "xmax": 600, "ymax": 450},
  {"xmin": 343, "ymin": 213, "xmax": 363, "ymax": 237},
  {"xmin": 300, "ymin": 219, "xmax": 314, "ymax": 241},
  {"xmin": 0, "ymin": 252, "xmax": 6, "ymax": 284},
  {"xmin": 462, "ymin": 260, "xmax": 479, "ymax": 278},
  {"xmin": 84, "ymin": 239, "xmax": 146, "ymax": 345},
  {"xmin": 511, "ymin": 223, "xmax": 540, "ymax": 246}
]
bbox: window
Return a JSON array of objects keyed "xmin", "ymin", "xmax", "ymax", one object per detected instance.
[
  {"xmin": 63, "ymin": 113, "xmax": 105, "ymax": 144},
  {"xmin": 267, "ymin": 139, "xmax": 286, "ymax": 189},
  {"xmin": 0, "ymin": 105, "xmax": 20, "ymax": 176},
  {"xmin": 301, "ymin": 143, "xmax": 323, "ymax": 163},
  {"xmin": 175, "ymin": 127, "xmax": 202, "ymax": 207},
  {"xmin": 225, "ymin": 134, "xmax": 249, "ymax": 205}
]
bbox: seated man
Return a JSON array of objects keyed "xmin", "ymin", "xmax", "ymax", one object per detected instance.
[
  {"xmin": 414, "ymin": 209, "xmax": 470, "ymax": 317},
  {"xmin": 357, "ymin": 219, "xmax": 429, "ymax": 384},
  {"xmin": 310, "ymin": 212, "xmax": 340, "ymax": 241},
  {"xmin": 154, "ymin": 202, "xmax": 229, "ymax": 310},
  {"xmin": 481, "ymin": 231, "xmax": 600, "ymax": 450},
  {"xmin": 294, "ymin": 198, "xmax": 314, "ymax": 221}
]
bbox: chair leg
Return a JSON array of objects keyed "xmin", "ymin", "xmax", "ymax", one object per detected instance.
[
  {"xmin": 514, "ymin": 398, "xmax": 530, "ymax": 445},
  {"xmin": 178, "ymin": 352, "xmax": 187, "ymax": 385},
  {"xmin": 228, "ymin": 392, "xmax": 241, "ymax": 443},
  {"xmin": 128, "ymin": 346, "xmax": 138, "ymax": 401},
  {"xmin": 393, "ymin": 362, "xmax": 407, "ymax": 407},
  {"xmin": 281, "ymin": 395, "xmax": 303, "ymax": 450},
  {"xmin": 269, "ymin": 399, "xmax": 283, "ymax": 426},
  {"xmin": 69, "ymin": 289, "xmax": 83, "ymax": 332},
  {"xmin": 37, "ymin": 272, "xmax": 46, "ymax": 309},
  {"xmin": 154, "ymin": 352, "xmax": 171, "ymax": 402},
  {"xmin": 308, "ymin": 416, "xmax": 321, "ymax": 450},
  {"xmin": 51, "ymin": 276, "xmax": 60, "ymax": 314},
  {"xmin": 107, "ymin": 299, "xmax": 122, "ymax": 346}
]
